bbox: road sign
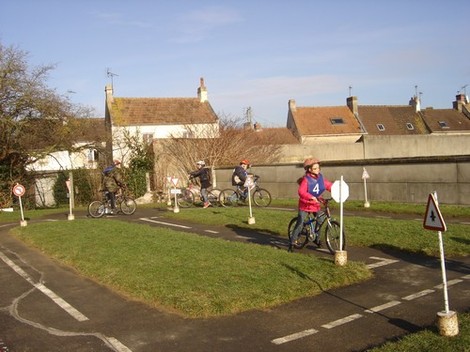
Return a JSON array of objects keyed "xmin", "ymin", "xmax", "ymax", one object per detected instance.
[
  {"xmin": 12, "ymin": 184, "xmax": 25, "ymax": 197},
  {"xmin": 423, "ymin": 193, "xmax": 446, "ymax": 232},
  {"xmin": 362, "ymin": 168, "xmax": 370, "ymax": 179},
  {"xmin": 331, "ymin": 179, "xmax": 349, "ymax": 203},
  {"xmin": 171, "ymin": 177, "xmax": 179, "ymax": 187}
]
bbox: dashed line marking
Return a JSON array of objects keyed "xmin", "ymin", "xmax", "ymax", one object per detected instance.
[
  {"xmin": 139, "ymin": 218, "xmax": 191, "ymax": 229},
  {"xmin": 0, "ymin": 251, "xmax": 88, "ymax": 322},
  {"xmin": 462, "ymin": 274, "xmax": 470, "ymax": 280},
  {"xmin": 321, "ymin": 313, "xmax": 363, "ymax": 329},
  {"xmin": 402, "ymin": 289, "xmax": 435, "ymax": 301},
  {"xmin": 106, "ymin": 337, "xmax": 133, "ymax": 352},
  {"xmin": 204, "ymin": 230, "xmax": 219, "ymax": 234},
  {"xmin": 365, "ymin": 301, "xmax": 401, "ymax": 313},
  {"xmin": 367, "ymin": 257, "xmax": 399, "ymax": 269},
  {"xmin": 271, "ymin": 329, "xmax": 318, "ymax": 345},
  {"xmin": 434, "ymin": 279, "xmax": 463, "ymax": 290}
]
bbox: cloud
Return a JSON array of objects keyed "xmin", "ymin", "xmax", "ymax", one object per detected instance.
[{"xmin": 171, "ymin": 6, "xmax": 243, "ymax": 43}]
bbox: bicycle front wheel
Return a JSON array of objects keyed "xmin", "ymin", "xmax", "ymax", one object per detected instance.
[
  {"xmin": 287, "ymin": 217, "xmax": 309, "ymax": 249},
  {"xmin": 88, "ymin": 201, "xmax": 105, "ymax": 218},
  {"xmin": 120, "ymin": 197, "xmax": 137, "ymax": 215},
  {"xmin": 176, "ymin": 189, "xmax": 194, "ymax": 208},
  {"xmin": 219, "ymin": 189, "xmax": 238, "ymax": 207},
  {"xmin": 324, "ymin": 220, "xmax": 346, "ymax": 254},
  {"xmin": 252, "ymin": 188, "xmax": 271, "ymax": 207},
  {"xmin": 207, "ymin": 188, "xmax": 221, "ymax": 206}
]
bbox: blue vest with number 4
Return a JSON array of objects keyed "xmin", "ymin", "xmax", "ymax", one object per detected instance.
[{"xmin": 306, "ymin": 174, "xmax": 325, "ymax": 197}]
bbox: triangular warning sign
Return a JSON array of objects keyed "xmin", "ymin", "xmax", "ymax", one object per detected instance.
[{"xmin": 423, "ymin": 194, "xmax": 446, "ymax": 232}]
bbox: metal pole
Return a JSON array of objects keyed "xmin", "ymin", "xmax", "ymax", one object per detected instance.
[{"xmin": 434, "ymin": 191, "xmax": 449, "ymax": 313}]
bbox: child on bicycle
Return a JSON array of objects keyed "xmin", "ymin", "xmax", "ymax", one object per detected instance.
[
  {"xmin": 288, "ymin": 158, "xmax": 332, "ymax": 252},
  {"xmin": 189, "ymin": 160, "xmax": 212, "ymax": 208},
  {"xmin": 232, "ymin": 159, "xmax": 250, "ymax": 199}
]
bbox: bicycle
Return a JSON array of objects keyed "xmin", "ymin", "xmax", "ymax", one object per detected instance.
[
  {"xmin": 172, "ymin": 180, "xmax": 221, "ymax": 208},
  {"xmin": 88, "ymin": 189, "xmax": 137, "ymax": 218},
  {"xmin": 219, "ymin": 175, "xmax": 272, "ymax": 207},
  {"xmin": 287, "ymin": 197, "xmax": 345, "ymax": 254}
]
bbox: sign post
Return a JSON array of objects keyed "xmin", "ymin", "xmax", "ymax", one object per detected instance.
[
  {"xmin": 66, "ymin": 171, "xmax": 75, "ymax": 220},
  {"xmin": 362, "ymin": 167, "xmax": 370, "ymax": 208},
  {"xmin": 330, "ymin": 177, "xmax": 349, "ymax": 266},
  {"xmin": 166, "ymin": 176, "xmax": 172, "ymax": 206},
  {"xmin": 171, "ymin": 177, "xmax": 180, "ymax": 213},
  {"xmin": 244, "ymin": 176, "xmax": 255, "ymax": 224},
  {"xmin": 423, "ymin": 192, "xmax": 459, "ymax": 336},
  {"xmin": 12, "ymin": 183, "xmax": 27, "ymax": 227}
]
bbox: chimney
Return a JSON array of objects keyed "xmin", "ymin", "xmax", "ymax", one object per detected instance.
[
  {"xmin": 197, "ymin": 77, "xmax": 208, "ymax": 103},
  {"xmin": 105, "ymin": 84, "xmax": 114, "ymax": 104},
  {"xmin": 408, "ymin": 95, "xmax": 421, "ymax": 112},
  {"xmin": 453, "ymin": 93, "xmax": 466, "ymax": 112},
  {"xmin": 289, "ymin": 99, "xmax": 296, "ymax": 112},
  {"xmin": 347, "ymin": 96, "xmax": 358, "ymax": 115}
]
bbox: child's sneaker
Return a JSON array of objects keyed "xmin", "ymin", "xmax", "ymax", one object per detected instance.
[{"xmin": 203, "ymin": 202, "xmax": 211, "ymax": 208}]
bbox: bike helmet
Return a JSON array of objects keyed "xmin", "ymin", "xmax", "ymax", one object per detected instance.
[
  {"xmin": 240, "ymin": 159, "xmax": 250, "ymax": 165},
  {"xmin": 196, "ymin": 160, "xmax": 205, "ymax": 166},
  {"xmin": 113, "ymin": 159, "xmax": 121, "ymax": 166},
  {"xmin": 303, "ymin": 157, "xmax": 320, "ymax": 170}
]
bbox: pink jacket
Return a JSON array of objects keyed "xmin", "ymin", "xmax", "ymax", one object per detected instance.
[{"xmin": 297, "ymin": 173, "xmax": 332, "ymax": 213}]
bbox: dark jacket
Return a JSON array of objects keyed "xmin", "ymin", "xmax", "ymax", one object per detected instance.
[
  {"xmin": 232, "ymin": 165, "xmax": 247, "ymax": 186},
  {"xmin": 189, "ymin": 167, "xmax": 212, "ymax": 189},
  {"xmin": 103, "ymin": 166, "xmax": 123, "ymax": 192}
]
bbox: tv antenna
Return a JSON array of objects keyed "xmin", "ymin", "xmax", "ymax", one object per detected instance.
[
  {"xmin": 106, "ymin": 68, "xmax": 119, "ymax": 89},
  {"xmin": 348, "ymin": 85, "xmax": 352, "ymax": 96},
  {"xmin": 460, "ymin": 84, "xmax": 468, "ymax": 95}
]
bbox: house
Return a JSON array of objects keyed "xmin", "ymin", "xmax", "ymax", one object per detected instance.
[
  {"xmin": 286, "ymin": 99, "xmax": 364, "ymax": 144},
  {"xmin": 104, "ymin": 78, "xmax": 220, "ymax": 165}
]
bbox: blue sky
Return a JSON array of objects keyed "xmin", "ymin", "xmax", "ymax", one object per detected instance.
[{"xmin": 1, "ymin": 0, "xmax": 469, "ymax": 127}]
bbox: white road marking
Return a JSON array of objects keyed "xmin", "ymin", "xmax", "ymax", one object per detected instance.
[
  {"xmin": 366, "ymin": 257, "xmax": 399, "ymax": 269},
  {"xmin": 106, "ymin": 337, "xmax": 133, "ymax": 352},
  {"xmin": 271, "ymin": 329, "xmax": 318, "ymax": 345},
  {"xmin": 462, "ymin": 274, "xmax": 470, "ymax": 280},
  {"xmin": 321, "ymin": 313, "xmax": 363, "ymax": 329},
  {"xmin": 434, "ymin": 279, "xmax": 463, "ymax": 290},
  {"xmin": 0, "ymin": 251, "xmax": 88, "ymax": 322},
  {"xmin": 204, "ymin": 230, "xmax": 219, "ymax": 234},
  {"xmin": 365, "ymin": 301, "xmax": 401, "ymax": 313},
  {"xmin": 139, "ymin": 218, "xmax": 192, "ymax": 229},
  {"xmin": 402, "ymin": 289, "xmax": 435, "ymax": 301}
]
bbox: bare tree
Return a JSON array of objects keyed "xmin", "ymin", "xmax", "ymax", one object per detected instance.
[
  {"xmin": 153, "ymin": 115, "xmax": 282, "ymax": 189},
  {"xmin": 0, "ymin": 41, "xmax": 94, "ymax": 204}
]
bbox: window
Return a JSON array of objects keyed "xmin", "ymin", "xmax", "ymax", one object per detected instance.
[
  {"xmin": 143, "ymin": 133, "xmax": 154, "ymax": 144},
  {"xmin": 438, "ymin": 121, "xmax": 449, "ymax": 129},
  {"xmin": 88, "ymin": 149, "xmax": 98, "ymax": 162},
  {"xmin": 330, "ymin": 117, "xmax": 345, "ymax": 125},
  {"xmin": 406, "ymin": 123, "xmax": 414, "ymax": 130},
  {"xmin": 376, "ymin": 124, "xmax": 385, "ymax": 131}
]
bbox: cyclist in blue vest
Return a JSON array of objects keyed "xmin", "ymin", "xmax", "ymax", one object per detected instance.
[{"xmin": 288, "ymin": 158, "xmax": 332, "ymax": 252}]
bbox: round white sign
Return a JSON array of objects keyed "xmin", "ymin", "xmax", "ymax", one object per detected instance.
[
  {"xmin": 13, "ymin": 184, "xmax": 26, "ymax": 197},
  {"xmin": 331, "ymin": 180, "xmax": 349, "ymax": 203}
]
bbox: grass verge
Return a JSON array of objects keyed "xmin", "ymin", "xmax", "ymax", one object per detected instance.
[{"xmin": 368, "ymin": 312, "xmax": 470, "ymax": 352}]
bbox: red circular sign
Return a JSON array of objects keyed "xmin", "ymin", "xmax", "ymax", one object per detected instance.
[{"xmin": 13, "ymin": 184, "xmax": 25, "ymax": 197}]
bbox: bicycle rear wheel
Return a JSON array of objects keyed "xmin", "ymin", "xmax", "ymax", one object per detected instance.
[
  {"xmin": 88, "ymin": 201, "xmax": 105, "ymax": 218},
  {"xmin": 324, "ymin": 220, "xmax": 346, "ymax": 254},
  {"xmin": 219, "ymin": 189, "xmax": 239, "ymax": 207},
  {"xmin": 176, "ymin": 189, "xmax": 194, "ymax": 208},
  {"xmin": 252, "ymin": 188, "xmax": 271, "ymax": 207},
  {"xmin": 287, "ymin": 217, "xmax": 309, "ymax": 249},
  {"xmin": 120, "ymin": 197, "xmax": 137, "ymax": 215}
]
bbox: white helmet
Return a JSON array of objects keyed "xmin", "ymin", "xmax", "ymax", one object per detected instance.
[{"xmin": 196, "ymin": 160, "xmax": 205, "ymax": 166}]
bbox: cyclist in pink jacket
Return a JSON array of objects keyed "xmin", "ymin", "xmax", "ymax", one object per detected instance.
[{"xmin": 288, "ymin": 158, "xmax": 332, "ymax": 252}]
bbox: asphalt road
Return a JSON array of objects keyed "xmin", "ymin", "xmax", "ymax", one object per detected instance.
[{"xmin": 0, "ymin": 207, "xmax": 469, "ymax": 352}]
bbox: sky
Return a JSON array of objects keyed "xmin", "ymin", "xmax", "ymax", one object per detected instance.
[{"xmin": 1, "ymin": 0, "xmax": 469, "ymax": 127}]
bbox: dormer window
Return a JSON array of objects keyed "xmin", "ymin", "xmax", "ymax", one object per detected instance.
[
  {"xmin": 376, "ymin": 124, "xmax": 385, "ymax": 131},
  {"xmin": 406, "ymin": 123, "xmax": 414, "ymax": 130},
  {"xmin": 330, "ymin": 117, "xmax": 345, "ymax": 125},
  {"xmin": 438, "ymin": 121, "xmax": 449, "ymax": 129}
]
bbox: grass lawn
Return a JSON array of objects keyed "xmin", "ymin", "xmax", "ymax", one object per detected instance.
[{"xmin": 12, "ymin": 219, "xmax": 371, "ymax": 318}]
